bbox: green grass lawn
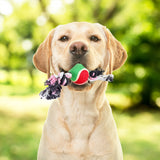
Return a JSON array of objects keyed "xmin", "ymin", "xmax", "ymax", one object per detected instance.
[{"xmin": 0, "ymin": 96, "xmax": 160, "ymax": 160}]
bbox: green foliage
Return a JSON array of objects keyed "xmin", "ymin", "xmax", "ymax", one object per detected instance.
[{"xmin": 0, "ymin": 0, "xmax": 160, "ymax": 108}]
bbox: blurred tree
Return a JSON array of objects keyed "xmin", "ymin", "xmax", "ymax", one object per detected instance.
[{"xmin": 0, "ymin": 0, "xmax": 159, "ymax": 108}]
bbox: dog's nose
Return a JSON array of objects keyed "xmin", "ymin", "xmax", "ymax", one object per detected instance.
[{"xmin": 69, "ymin": 41, "xmax": 88, "ymax": 56}]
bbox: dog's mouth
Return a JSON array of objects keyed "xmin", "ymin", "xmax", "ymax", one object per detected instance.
[
  {"xmin": 59, "ymin": 68, "xmax": 68, "ymax": 73},
  {"xmin": 59, "ymin": 64, "xmax": 102, "ymax": 72},
  {"xmin": 59, "ymin": 64, "xmax": 103, "ymax": 91},
  {"xmin": 68, "ymin": 81, "xmax": 92, "ymax": 91}
]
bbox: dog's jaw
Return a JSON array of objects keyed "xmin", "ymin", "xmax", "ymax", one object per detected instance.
[{"xmin": 67, "ymin": 81, "xmax": 93, "ymax": 91}]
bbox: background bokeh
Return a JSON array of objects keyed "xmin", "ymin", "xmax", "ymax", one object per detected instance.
[{"xmin": 0, "ymin": 0, "xmax": 160, "ymax": 160}]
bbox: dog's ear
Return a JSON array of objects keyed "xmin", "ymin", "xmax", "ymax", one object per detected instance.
[
  {"xmin": 33, "ymin": 29, "xmax": 55, "ymax": 76},
  {"xmin": 103, "ymin": 27, "xmax": 127, "ymax": 72}
]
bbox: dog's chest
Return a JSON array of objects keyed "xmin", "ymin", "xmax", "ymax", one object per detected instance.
[
  {"xmin": 63, "ymin": 103, "xmax": 99, "ymax": 153},
  {"xmin": 65, "ymin": 105, "xmax": 98, "ymax": 135}
]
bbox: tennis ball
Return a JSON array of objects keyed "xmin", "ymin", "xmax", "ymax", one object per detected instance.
[{"xmin": 69, "ymin": 63, "xmax": 89, "ymax": 85}]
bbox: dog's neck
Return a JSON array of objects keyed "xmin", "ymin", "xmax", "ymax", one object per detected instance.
[{"xmin": 58, "ymin": 81, "xmax": 108, "ymax": 112}]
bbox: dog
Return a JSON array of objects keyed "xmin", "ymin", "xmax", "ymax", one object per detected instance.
[{"xmin": 33, "ymin": 22, "xmax": 127, "ymax": 160}]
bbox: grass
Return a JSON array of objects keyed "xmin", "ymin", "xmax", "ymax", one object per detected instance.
[
  {"xmin": 113, "ymin": 110, "xmax": 160, "ymax": 160},
  {"xmin": 0, "ymin": 96, "xmax": 160, "ymax": 160}
]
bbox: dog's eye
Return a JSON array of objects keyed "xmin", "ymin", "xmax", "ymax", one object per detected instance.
[
  {"xmin": 90, "ymin": 35, "xmax": 100, "ymax": 42},
  {"xmin": 59, "ymin": 36, "xmax": 69, "ymax": 42}
]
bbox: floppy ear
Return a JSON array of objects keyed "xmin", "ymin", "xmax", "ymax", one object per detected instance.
[
  {"xmin": 33, "ymin": 29, "xmax": 55, "ymax": 77},
  {"xmin": 103, "ymin": 27, "xmax": 127, "ymax": 72}
]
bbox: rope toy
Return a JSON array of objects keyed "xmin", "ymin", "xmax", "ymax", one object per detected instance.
[{"xmin": 40, "ymin": 63, "xmax": 114, "ymax": 100}]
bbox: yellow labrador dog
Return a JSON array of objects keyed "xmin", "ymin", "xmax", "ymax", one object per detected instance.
[{"xmin": 33, "ymin": 22, "xmax": 127, "ymax": 160}]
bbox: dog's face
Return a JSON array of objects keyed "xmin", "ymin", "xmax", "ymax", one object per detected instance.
[
  {"xmin": 33, "ymin": 22, "xmax": 127, "ymax": 91},
  {"xmin": 52, "ymin": 22, "xmax": 107, "ymax": 72}
]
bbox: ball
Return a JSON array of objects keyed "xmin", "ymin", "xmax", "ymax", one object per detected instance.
[{"xmin": 69, "ymin": 63, "xmax": 89, "ymax": 85}]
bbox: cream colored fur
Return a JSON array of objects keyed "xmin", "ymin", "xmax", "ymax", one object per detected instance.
[{"xmin": 33, "ymin": 22, "xmax": 127, "ymax": 160}]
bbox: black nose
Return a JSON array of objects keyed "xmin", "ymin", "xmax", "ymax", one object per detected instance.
[{"xmin": 69, "ymin": 41, "xmax": 88, "ymax": 56}]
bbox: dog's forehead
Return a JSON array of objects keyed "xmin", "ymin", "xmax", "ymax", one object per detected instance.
[{"xmin": 54, "ymin": 22, "xmax": 104, "ymax": 36}]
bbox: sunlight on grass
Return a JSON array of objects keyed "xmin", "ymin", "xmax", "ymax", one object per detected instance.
[
  {"xmin": 106, "ymin": 93, "xmax": 132, "ymax": 109},
  {"xmin": 0, "ymin": 96, "xmax": 50, "ymax": 160},
  {"xmin": 113, "ymin": 110, "xmax": 160, "ymax": 160},
  {"xmin": 0, "ymin": 96, "xmax": 160, "ymax": 160},
  {"xmin": 0, "ymin": 96, "xmax": 51, "ymax": 115}
]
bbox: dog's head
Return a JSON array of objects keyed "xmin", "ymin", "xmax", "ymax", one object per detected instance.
[{"xmin": 33, "ymin": 22, "xmax": 127, "ymax": 91}]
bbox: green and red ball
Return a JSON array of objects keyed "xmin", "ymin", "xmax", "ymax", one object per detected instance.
[{"xmin": 69, "ymin": 63, "xmax": 89, "ymax": 85}]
